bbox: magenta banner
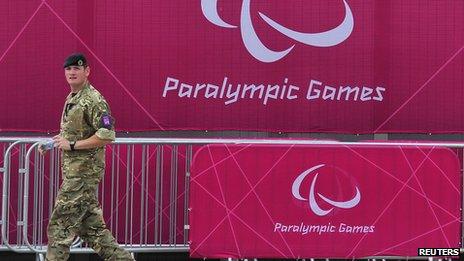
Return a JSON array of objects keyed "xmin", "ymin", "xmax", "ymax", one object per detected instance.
[
  {"xmin": 0, "ymin": 1, "xmax": 464, "ymax": 133},
  {"xmin": 189, "ymin": 144, "xmax": 461, "ymax": 258}
]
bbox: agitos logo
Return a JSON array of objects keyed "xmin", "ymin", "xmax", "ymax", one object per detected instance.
[
  {"xmin": 201, "ymin": 0, "xmax": 354, "ymax": 63},
  {"xmin": 292, "ymin": 164, "xmax": 361, "ymax": 216}
]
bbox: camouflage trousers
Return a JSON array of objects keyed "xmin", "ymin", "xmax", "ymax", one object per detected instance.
[{"xmin": 46, "ymin": 177, "xmax": 134, "ymax": 261}]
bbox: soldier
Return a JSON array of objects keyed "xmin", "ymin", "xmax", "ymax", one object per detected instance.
[{"xmin": 40, "ymin": 53, "xmax": 134, "ymax": 261}]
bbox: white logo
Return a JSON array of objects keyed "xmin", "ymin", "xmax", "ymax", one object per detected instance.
[
  {"xmin": 292, "ymin": 164, "xmax": 361, "ymax": 216},
  {"xmin": 201, "ymin": 0, "xmax": 354, "ymax": 63}
]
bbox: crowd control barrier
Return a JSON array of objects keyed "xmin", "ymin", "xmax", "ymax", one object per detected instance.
[{"xmin": 0, "ymin": 137, "xmax": 463, "ymax": 260}]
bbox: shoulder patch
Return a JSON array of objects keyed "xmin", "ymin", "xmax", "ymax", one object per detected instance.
[{"xmin": 100, "ymin": 113, "xmax": 114, "ymax": 129}]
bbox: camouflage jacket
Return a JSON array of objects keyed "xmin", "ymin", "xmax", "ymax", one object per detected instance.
[{"xmin": 60, "ymin": 83, "xmax": 115, "ymax": 179}]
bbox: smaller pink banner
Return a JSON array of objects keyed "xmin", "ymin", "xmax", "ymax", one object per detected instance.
[{"xmin": 189, "ymin": 144, "xmax": 461, "ymax": 259}]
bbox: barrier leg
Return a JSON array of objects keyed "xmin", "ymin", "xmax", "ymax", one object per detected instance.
[{"xmin": 35, "ymin": 253, "xmax": 44, "ymax": 261}]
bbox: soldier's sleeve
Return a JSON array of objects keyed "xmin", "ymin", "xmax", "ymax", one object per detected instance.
[{"xmin": 90, "ymin": 97, "xmax": 116, "ymax": 141}]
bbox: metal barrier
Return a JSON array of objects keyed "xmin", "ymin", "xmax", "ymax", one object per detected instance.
[
  {"xmin": 1, "ymin": 138, "xmax": 196, "ymax": 257},
  {"xmin": 1, "ymin": 138, "xmax": 40, "ymax": 252},
  {"xmin": 1, "ymin": 137, "xmax": 463, "ymax": 260}
]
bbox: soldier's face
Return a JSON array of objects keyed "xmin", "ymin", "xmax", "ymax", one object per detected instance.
[{"xmin": 64, "ymin": 65, "xmax": 90, "ymax": 87}]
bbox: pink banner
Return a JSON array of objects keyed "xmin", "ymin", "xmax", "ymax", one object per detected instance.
[
  {"xmin": 189, "ymin": 144, "xmax": 461, "ymax": 258},
  {"xmin": 1, "ymin": 1, "xmax": 464, "ymax": 133}
]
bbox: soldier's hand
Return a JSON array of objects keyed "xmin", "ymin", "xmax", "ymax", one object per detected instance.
[
  {"xmin": 38, "ymin": 146, "xmax": 47, "ymax": 156},
  {"xmin": 53, "ymin": 135, "xmax": 71, "ymax": 151}
]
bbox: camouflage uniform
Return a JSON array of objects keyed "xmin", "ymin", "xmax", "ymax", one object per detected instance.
[{"xmin": 46, "ymin": 84, "xmax": 134, "ymax": 261}]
